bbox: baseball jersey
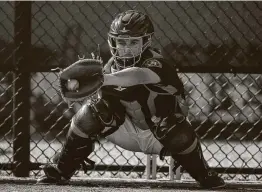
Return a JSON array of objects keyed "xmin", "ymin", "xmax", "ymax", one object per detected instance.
[{"xmin": 101, "ymin": 48, "xmax": 185, "ymax": 130}]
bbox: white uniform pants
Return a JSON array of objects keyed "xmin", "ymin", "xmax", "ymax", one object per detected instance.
[{"xmin": 106, "ymin": 115, "xmax": 163, "ymax": 155}]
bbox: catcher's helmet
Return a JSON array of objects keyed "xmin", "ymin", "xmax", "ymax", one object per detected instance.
[{"xmin": 108, "ymin": 10, "xmax": 154, "ymax": 69}]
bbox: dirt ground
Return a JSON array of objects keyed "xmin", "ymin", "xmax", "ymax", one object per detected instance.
[{"xmin": 1, "ymin": 184, "xmax": 262, "ymax": 192}]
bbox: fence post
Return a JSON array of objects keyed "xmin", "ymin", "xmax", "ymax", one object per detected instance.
[{"xmin": 13, "ymin": 1, "xmax": 32, "ymax": 177}]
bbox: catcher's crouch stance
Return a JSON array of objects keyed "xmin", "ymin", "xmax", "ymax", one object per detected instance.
[{"xmin": 38, "ymin": 10, "xmax": 225, "ymax": 189}]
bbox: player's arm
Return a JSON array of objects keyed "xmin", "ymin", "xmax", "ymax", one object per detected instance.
[{"xmin": 103, "ymin": 67, "xmax": 161, "ymax": 87}]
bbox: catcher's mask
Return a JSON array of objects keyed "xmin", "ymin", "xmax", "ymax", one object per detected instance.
[{"xmin": 108, "ymin": 10, "xmax": 154, "ymax": 69}]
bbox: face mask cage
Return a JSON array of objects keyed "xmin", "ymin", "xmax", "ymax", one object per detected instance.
[{"xmin": 108, "ymin": 33, "xmax": 153, "ymax": 69}]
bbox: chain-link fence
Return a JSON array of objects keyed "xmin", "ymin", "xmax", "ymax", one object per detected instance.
[{"xmin": 0, "ymin": 1, "xmax": 262, "ymax": 181}]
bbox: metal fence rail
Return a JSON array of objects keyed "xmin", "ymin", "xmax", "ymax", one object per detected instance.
[{"xmin": 0, "ymin": 1, "xmax": 262, "ymax": 181}]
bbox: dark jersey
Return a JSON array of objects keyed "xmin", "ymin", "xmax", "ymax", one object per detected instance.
[{"xmin": 101, "ymin": 48, "xmax": 185, "ymax": 130}]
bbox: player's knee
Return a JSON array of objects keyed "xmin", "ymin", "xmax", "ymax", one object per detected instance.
[
  {"xmin": 156, "ymin": 115, "xmax": 197, "ymax": 154},
  {"xmin": 93, "ymin": 99, "xmax": 125, "ymax": 127},
  {"xmin": 170, "ymin": 120, "xmax": 196, "ymax": 154},
  {"xmin": 71, "ymin": 99, "xmax": 125, "ymax": 138},
  {"xmin": 72, "ymin": 104, "xmax": 104, "ymax": 137}
]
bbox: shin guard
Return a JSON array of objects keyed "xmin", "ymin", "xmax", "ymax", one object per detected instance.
[
  {"xmin": 172, "ymin": 139, "xmax": 209, "ymax": 181},
  {"xmin": 55, "ymin": 131, "xmax": 94, "ymax": 179},
  {"xmin": 153, "ymin": 115, "xmax": 210, "ymax": 181}
]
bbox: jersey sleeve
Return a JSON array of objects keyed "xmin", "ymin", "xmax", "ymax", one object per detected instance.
[
  {"xmin": 141, "ymin": 58, "xmax": 165, "ymax": 83},
  {"xmin": 142, "ymin": 57, "xmax": 185, "ymax": 98}
]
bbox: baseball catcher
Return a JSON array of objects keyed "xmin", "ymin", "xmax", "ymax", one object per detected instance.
[{"xmin": 37, "ymin": 10, "xmax": 225, "ymax": 189}]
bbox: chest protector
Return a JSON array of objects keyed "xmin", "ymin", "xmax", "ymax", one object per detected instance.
[{"xmin": 102, "ymin": 48, "xmax": 185, "ymax": 130}]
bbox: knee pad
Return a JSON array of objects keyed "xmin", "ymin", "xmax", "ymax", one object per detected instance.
[
  {"xmin": 72, "ymin": 99, "xmax": 125, "ymax": 138},
  {"xmin": 72, "ymin": 104, "xmax": 104, "ymax": 137},
  {"xmin": 92, "ymin": 99, "xmax": 125, "ymax": 128},
  {"xmin": 153, "ymin": 114, "xmax": 197, "ymax": 154}
]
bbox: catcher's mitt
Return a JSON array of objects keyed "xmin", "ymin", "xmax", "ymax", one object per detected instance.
[{"xmin": 57, "ymin": 58, "xmax": 104, "ymax": 104}]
